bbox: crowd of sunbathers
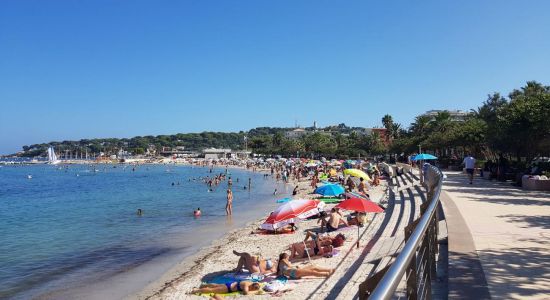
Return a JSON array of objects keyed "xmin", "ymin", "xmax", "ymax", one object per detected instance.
[{"xmin": 190, "ymin": 229, "xmax": 347, "ymax": 296}]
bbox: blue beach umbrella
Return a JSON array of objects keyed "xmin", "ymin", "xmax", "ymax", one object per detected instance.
[
  {"xmin": 412, "ymin": 153, "xmax": 438, "ymax": 161},
  {"xmin": 314, "ymin": 183, "xmax": 345, "ymax": 197}
]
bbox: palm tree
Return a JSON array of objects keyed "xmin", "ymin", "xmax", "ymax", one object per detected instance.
[
  {"xmin": 390, "ymin": 123, "xmax": 402, "ymax": 139},
  {"xmin": 410, "ymin": 115, "xmax": 432, "ymax": 135},
  {"xmin": 431, "ymin": 111, "xmax": 452, "ymax": 133},
  {"xmin": 382, "ymin": 114, "xmax": 393, "ymax": 131}
]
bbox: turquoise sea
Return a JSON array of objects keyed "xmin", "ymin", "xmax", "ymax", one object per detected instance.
[{"xmin": 0, "ymin": 164, "xmax": 284, "ymax": 299}]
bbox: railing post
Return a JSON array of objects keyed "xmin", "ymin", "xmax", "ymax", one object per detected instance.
[
  {"xmin": 405, "ymin": 219, "xmax": 420, "ymax": 300},
  {"xmin": 430, "ymin": 178, "xmax": 440, "ymax": 280}
]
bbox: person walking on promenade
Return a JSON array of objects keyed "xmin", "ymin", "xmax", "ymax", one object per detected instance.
[
  {"xmin": 462, "ymin": 154, "xmax": 476, "ymax": 184},
  {"xmin": 226, "ymin": 189, "xmax": 233, "ymax": 215}
]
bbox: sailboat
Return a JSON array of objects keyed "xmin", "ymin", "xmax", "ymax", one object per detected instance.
[{"xmin": 47, "ymin": 147, "xmax": 60, "ymax": 165}]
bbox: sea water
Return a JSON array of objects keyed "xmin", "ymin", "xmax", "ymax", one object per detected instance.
[{"xmin": 0, "ymin": 164, "xmax": 285, "ymax": 299}]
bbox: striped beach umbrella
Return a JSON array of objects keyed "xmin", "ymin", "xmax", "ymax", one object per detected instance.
[{"xmin": 261, "ymin": 199, "xmax": 325, "ymax": 231}]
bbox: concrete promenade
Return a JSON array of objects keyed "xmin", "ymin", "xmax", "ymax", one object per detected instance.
[{"xmin": 440, "ymin": 171, "xmax": 550, "ymax": 299}]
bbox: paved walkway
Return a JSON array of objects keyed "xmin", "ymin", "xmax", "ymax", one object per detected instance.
[{"xmin": 440, "ymin": 171, "xmax": 550, "ymax": 299}]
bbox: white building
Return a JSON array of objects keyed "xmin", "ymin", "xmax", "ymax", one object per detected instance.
[
  {"xmin": 203, "ymin": 148, "xmax": 232, "ymax": 159},
  {"xmin": 231, "ymin": 150, "xmax": 252, "ymax": 159},
  {"xmin": 423, "ymin": 110, "xmax": 469, "ymax": 122},
  {"xmin": 285, "ymin": 128, "xmax": 307, "ymax": 139}
]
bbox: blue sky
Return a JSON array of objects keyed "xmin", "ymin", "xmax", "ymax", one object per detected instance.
[{"xmin": 1, "ymin": 0, "xmax": 549, "ymax": 154}]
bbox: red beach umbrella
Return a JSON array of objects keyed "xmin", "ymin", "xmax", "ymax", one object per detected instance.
[
  {"xmin": 336, "ymin": 197, "xmax": 384, "ymax": 213},
  {"xmin": 261, "ymin": 199, "xmax": 325, "ymax": 231},
  {"xmin": 336, "ymin": 196, "xmax": 384, "ymax": 247}
]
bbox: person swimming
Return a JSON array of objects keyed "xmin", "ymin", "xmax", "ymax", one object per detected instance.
[
  {"xmin": 137, "ymin": 209, "xmax": 143, "ymax": 216},
  {"xmin": 194, "ymin": 208, "xmax": 201, "ymax": 217}
]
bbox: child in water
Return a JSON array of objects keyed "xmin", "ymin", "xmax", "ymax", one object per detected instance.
[{"xmin": 194, "ymin": 208, "xmax": 201, "ymax": 217}]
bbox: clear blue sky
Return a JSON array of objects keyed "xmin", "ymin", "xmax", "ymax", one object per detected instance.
[{"xmin": 1, "ymin": 0, "xmax": 549, "ymax": 154}]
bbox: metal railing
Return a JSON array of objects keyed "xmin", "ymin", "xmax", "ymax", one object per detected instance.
[{"xmin": 360, "ymin": 165, "xmax": 444, "ymax": 300}]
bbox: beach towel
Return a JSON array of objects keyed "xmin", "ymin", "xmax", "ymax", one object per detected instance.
[
  {"xmin": 276, "ymin": 197, "xmax": 292, "ymax": 203},
  {"xmin": 196, "ymin": 291, "xmax": 240, "ymax": 298},
  {"xmin": 263, "ymin": 278, "xmax": 295, "ymax": 293},
  {"xmin": 254, "ymin": 229, "xmax": 296, "ymax": 235},
  {"xmin": 317, "ymin": 197, "xmax": 342, "ymax": 203},
  {"xmin": 337, "ymin": 225, "xmax": 357, "ymax": 232},
  {"xmin": 208, "ymin": 272, "xmax": 264, "ymax": 284}
]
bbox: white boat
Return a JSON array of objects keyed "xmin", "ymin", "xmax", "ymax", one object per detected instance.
[{"xmin": 47, "ymin": 147, "xmax": 60, "ymax": 165}]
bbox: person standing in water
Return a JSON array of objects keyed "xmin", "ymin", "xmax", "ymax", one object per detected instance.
[{"xmin": 226, "ymin": 189, "xmax": 233, "ymax": 215}]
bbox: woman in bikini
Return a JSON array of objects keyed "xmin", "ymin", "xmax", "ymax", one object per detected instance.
[
  {"xmin": 233, "ymin": 250, "xmax": 277, "ymax": 274},
  {"xmin": 276, "ymin": 253, "xmax": 334, "ymax": 279},
  {"xmin": 289, "ymin": 240, "xmax": 333, "ymax": 260},
  {"xmin": 226, "ymin": 189, "xmax": 233, "ymax": 215},
  {"xmin": 191, "ymin": 280, "xmax": 261, "ymax": 295}
]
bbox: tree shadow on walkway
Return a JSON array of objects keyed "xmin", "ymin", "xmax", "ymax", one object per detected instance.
[
  {"xmin": 477, "ymin": 246, "xmax": 550, "ymax": 298},
  {"xmin": 498, "ymin": 214, "xmax": 550, "ymax": 230},
  {"xmin": 443, "ymin": 175, "xmax": 550, "ymax": 206}
]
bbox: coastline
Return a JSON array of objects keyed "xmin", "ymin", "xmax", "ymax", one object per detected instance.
[{"xmin": 0, "ymin": 162, "xmax": 285, "ymax": 300}]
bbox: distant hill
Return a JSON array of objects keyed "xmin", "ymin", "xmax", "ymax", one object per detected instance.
[{"xmin": 17, "ymin": 124, "xmax": 377, "ymax": 157}]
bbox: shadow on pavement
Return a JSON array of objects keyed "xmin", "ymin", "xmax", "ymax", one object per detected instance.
[
  {"xmin": 478, "ymin": 246, "xmax": 550, "ymax": 299},
  {"xmin": 498, "ymin": 214, "xmax": 550, "ymax": 230}
]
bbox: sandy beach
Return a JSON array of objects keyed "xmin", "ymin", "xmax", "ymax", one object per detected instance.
[{"xmin": 130, "ymin": 170, "xmax": 389, "ymax": 300}]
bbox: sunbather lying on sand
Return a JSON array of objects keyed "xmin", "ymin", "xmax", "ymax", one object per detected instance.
[
  {"xmin": 233, "ymin": 250, "xmax": 277, "ymax": 274},
  {"xmin": 289, "ymin": 230, "xmax": 348, "ymax": 259},
  {"xmin": 277, "ymin": 253, "xmax": 334, "ymax": 279},
  {"xmin": 289, "ymin": 240, "xmax": 333, "ymax": 259},
  {"xmin": 304, "ymin": 230, "xmax": 346, "ymax": 246},
  {"xmin": 191, "ymin": 281, "xmax": 261, "ymax": 295}
]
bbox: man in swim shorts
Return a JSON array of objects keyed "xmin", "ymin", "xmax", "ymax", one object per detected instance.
[{"xmin": 320, "ymin": 208, "xmax": 348, "ymax": 232}]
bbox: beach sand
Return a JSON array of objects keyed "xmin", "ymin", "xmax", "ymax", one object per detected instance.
[{"xmin": 131, "ymin": 176, "xmax": 389, "ymax": 300}]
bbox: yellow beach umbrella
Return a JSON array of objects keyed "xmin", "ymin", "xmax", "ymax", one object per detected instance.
[{"xmin": 344, "ymin": 168, "xmax": 371, "ymax": 181}]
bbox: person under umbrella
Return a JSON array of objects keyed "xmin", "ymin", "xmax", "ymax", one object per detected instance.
[{"xmin": 336, "ymin": 196, "xmax": 384, "ymax": 248}]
